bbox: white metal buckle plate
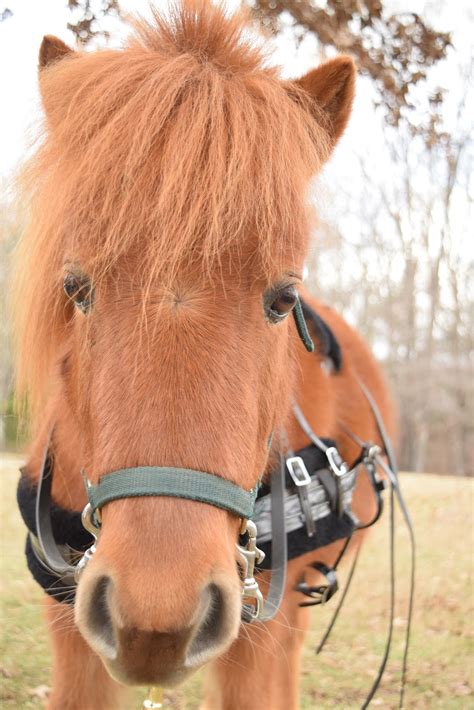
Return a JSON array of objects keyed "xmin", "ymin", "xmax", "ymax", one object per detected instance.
[{"xmin": 286, "ymin": 456, "xmax": 312, "ymax": 487}]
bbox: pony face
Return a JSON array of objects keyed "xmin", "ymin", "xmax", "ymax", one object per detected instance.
[
  {"xmin": 15, "ymin": 2, "xmax": 355, "ymax": 687},
  {"xmin": 64, "ymin": 257, "xmax": 300, "ymax": 685}
]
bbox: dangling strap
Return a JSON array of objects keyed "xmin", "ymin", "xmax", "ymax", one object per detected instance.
[
  {"xmin": 33, "ymin": 435, "xmax": 78, "ymax": 585},
  {"xmin": 300, "ymin": 377, "xmax": 415, "ymax": 709},
  {"xmin": 315, "ymin": 542, "xmax": 361, "ymax": 652},
  {"xmin": 358, "ymin": 378, "xmax": 416, "ymax": 710},
  {"xmin": 293, "ymin": 297, "xmax": 314, "ymax": 352},
  {"xmin": 253, "ymin": 455, "xmax": 287, "ymax": 622}
]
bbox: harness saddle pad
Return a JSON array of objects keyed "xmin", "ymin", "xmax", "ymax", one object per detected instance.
[{"xmin": 255, "ymin": 443, "xmax": 357, "ymax": 570}]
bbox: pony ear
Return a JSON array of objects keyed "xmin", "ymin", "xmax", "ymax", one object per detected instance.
[
  {"xmin": 292, "ymin": 56, "xmax": 356, "ymax": 156},
  {"xmin": 39, "ymin": 35, "xmax": 74, "ymax": 71}
]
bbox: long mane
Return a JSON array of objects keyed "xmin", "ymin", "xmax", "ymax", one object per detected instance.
[{"xmin": 13, "ymin": 0, "xmax": 329, "ymax": 419}]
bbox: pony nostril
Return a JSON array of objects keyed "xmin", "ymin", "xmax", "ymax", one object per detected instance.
[
  {"xmin": 185, "ymin": 583, "xmax": 233, "ymax": 668},
  {"xmin": 84, "ymin": 575, "xmax": 117, "ymax": 660}
]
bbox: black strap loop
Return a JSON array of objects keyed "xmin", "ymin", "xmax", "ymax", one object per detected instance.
[{"xmin": 296, "ymin": 562, "xmax": 339, "ymax": 607}]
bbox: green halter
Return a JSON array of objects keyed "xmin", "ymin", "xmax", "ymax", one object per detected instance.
[{"xmin": 87, "ymin": 466, "xmax": 259, "ymax": 519}]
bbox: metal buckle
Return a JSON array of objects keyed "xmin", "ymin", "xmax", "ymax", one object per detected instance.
[
  {"xmin": 236, "ymin": 519, "xmax": 265, "ymax": 621},
  {"xmin": 363, "ymin": 443, "xmax": 382, "ymax": 463},
  {"xmin": 74, "ymin": 503, "xmax": 100, "ymax": 582},
  {"xmin": 287, "ymin": 456, "xmax": 316, "ymax": 537},
  {"xmin": 286, "ymin": 456, "xmax": 312, "ymax": 486},
  {"xmin": 325, "ymin": 447, "xmax": 349, "ymax": 477},
  {"xmin": 325, "ymin": 447, "xmax": 351, "ymax": 517},
  {"xmin": 296, "ymin": 562, "xmax": 339, "ymax": 607}
]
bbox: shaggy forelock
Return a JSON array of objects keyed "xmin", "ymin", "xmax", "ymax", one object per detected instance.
[{"xmin": 13, "ymin": 0, "xmax": 329, "ymax": 419}]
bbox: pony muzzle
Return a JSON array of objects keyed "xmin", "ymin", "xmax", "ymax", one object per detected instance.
[{"xmin": 75, "ymin": 567, "xmax": 241, "ymax": 686}]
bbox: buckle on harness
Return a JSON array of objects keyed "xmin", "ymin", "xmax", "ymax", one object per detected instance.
[
  {"xmin": 296, "ymin": 562, "xmax": 339, "ymax": 607},
  {"xmin": 286, "ymin": 456, "xmax": 311, "ymax": 486},
  {"xmin": 325, "ymin": 447, "xmax": 351, "ymax": 517},
  {"xmin": 74, "ymin": 503, "xmax": 100, "ymax": 582},
  {"xmin": 286, "ymin": 457, "xmax": 316, "ymax": 537},
  {"xmin": 237, "ymin": 519, "xmax": 265, "ymax": 622},
  {"xmin": 326, "ymin": 447, "xmax": 349, "ymax": 478}
]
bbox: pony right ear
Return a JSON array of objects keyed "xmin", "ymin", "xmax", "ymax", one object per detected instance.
[
  {"xmin": 290, "ymin": 56, "xmax": 356, "ymax": 159},
  {"xmin": 39, "ymin": 35, "xmax": 74, "ymax": 71}
]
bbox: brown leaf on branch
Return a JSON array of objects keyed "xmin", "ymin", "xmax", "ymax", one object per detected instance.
[
  {"xmin": 67, "ymin": 0, "xmax": 122, "ymax": 45},
  {"xmin": 250, "ymin": 0, "xmax": 451, "ymax": 138},
  {"xmin": 65, "ymin": 1, "xmax": 450, "ymax": 146}
]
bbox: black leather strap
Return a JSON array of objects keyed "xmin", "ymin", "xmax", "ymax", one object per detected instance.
[
  {"xmin": 242, "ymin": 455, "xmax": 287, "ymax": 623},
  {"xmin": 357, "ymin": 378, "xmax": 416, "ymax": 709},
  {"xmin": 33, "ymin": 440, "xmax": 80, "ymax": 586}
]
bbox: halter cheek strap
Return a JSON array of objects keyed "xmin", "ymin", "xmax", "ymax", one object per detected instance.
[{"xmin": 86, "ymin": 467, "xmax": 260, "ymax": 520}]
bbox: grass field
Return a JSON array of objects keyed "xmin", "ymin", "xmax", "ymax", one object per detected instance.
[{"xmin": 1, "ymin": 454, "xmax": 473, "ymax": 709}]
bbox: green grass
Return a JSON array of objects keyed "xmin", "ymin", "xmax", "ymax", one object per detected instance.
[{"xmin": 1, "ymin": 454, "xmax": 473, "ymax": 708}]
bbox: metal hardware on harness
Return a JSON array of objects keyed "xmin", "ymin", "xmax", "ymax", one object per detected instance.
[
  {"xmin": 291, "ymin": 405, "xmax": 353, "ymax": 518},
  {"xmin": 286, "ymin": 456, "xmax": 315, "ymax": 537},
  {"xmin": 325, "ymin": 447, "xmax": 348, "ymax": 478},
  {"xmin": 73, "ymin": 503, "xmax": 100, "ymax": 582},
  {"xmin": 365, "ymin": 443, "xmax": 382, "ymax": 461},
  {"xmin": 296, "ymin": 562, "xmax": 339, "ymax": 607},
  {"xmin": 325, "ymin": 446, "xmax": 351, "ymax": 517},
  {"xmin": 237, "ymin": 519, "xmax": 265, "ymax": 621},
  {"xmin": 253, "ymin": 465, "xmax": 357, "ymax": 545}
]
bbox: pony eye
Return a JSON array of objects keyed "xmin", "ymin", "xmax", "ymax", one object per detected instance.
[
  {"xmin": 63, "ymin": 273, "xmax": 94, "ymax": 314},
  {"xmin": 265, "ymin": 285, "xmax": 298, "ymax": 323}
]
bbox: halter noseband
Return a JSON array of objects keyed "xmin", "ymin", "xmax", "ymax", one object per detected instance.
[{"xmin": 86, "ymin": 466, "xmax": 260, "ymax": 521}]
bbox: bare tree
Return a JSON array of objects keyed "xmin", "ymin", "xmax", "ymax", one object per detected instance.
[{"xmin": 308, "ymin": 59, "xmax": 473, "ymax": 474}]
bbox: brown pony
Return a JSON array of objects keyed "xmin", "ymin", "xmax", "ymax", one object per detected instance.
[{"xmin": 13, "ymin": 2, "xmax": 394, "ymax": 708}]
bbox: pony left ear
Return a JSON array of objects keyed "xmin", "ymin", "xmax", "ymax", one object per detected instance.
[
  {"xmin": 39, "ymin": 35, "xmax": 74, "ymax": 71},
  {"xmin": 292, "ymin": 56, "xmax": 356, "ymax": 155}
]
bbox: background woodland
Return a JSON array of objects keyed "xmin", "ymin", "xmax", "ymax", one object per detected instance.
[{"xmin": 0, "ymin": 0, "xmax": 472, "ymax": 474}]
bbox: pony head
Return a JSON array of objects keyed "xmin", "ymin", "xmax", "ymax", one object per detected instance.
[{"xmin": 15, "ymin": 1, "xmax": 355, "ymax": 686}]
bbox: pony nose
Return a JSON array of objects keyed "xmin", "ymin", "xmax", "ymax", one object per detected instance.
[{"xmin": 76, "ymin": 574, "xmax": 237, "ymax": 685}]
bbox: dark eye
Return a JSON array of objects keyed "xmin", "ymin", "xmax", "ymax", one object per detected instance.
[
  {"xmin": 264, "ymin": 285, "xmax": 298, "ymax": 323},
  {"xmin": 63, "ymin": 272, "xmax": 94, "ymax": 314}
]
